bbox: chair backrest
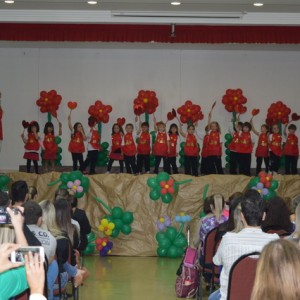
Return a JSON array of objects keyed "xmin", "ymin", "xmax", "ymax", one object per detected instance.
[
  {"xmin": 15, "ymin": 289, "xmax": 29, "ymax": 300},
  {"xmin": 203, "ymin": 227, "xmax": 218, "ymax": 265},
  {"xmin": 227, "ymin": 251, "xmax": 260, "ymax": 300}
]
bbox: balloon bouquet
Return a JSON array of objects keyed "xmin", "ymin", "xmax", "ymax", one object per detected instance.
[
  {"xmin": 156, "ymin": 213, "xmax": 191, "ymax": 258},
  {"xmin": 147, "ymin": 172, "xmax": 192, "ymax": 204},
  {"xmin": 248, "ymin": 171, "xmax": 279, "ymax": 200}
]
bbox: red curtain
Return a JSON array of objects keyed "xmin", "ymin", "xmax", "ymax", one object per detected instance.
[{"xmin": 1, "ymin": 23, "xmax": 300, "ymax": 44}]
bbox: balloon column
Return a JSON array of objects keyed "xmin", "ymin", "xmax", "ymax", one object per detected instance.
[
  {"xmin": 88, "ymin": 100, "xmax": 113, "ymax": 166},
  {"xmin": 266, "ymin": 101, "xmax": 291, "ymax": 126},
  {"xmin": 224, "ymin": 133, "xmax": 233, "ymax": 169},
  {"xmin": 48, "ymin": 170, "xmax": 89, "ymax": 198},
  {"xmin": 147, "ymin": 172, "xmax": 192, "ymax": 204},
  {"xmin": 83, "ymin": 232, "xmax": 96, "ymax": 255},
  {"xmin": 96, "ymin": 237, "xmax": 113, "ymax": 256},
  {"xmin": 0, "ymin": 174, "xmax": 10, "ymax": 191},
  {"xmin": 94, "ymin": 197, "xmax": 134, "ymax": 238},
  {"xmin": 248, "ymin": 171, "xmax": 279, "ymax": 200},
  {"xmin": 177, "ymin": 100, "xmax": 204, "ymax": 125},
  {"xmin": 156, "ymin": 213, "xmax": 191, "ymax": 258}
]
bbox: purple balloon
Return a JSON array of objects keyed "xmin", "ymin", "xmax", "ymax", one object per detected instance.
[
  {"xmin": 262, "ymin": 188, "xmax": 269, "ymax": 195},
  {"xmin": 257, "ymin": 182, "xmax": 264, "ymax": 189}
]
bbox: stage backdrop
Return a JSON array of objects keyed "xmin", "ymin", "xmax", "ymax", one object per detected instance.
[
  {"xmin": 6, "ymin": 172, "xmax": 300, "ymax": 256},
  {"xmin": 0, "ymin": 45, "xmax": 300, "ymax": 170}
]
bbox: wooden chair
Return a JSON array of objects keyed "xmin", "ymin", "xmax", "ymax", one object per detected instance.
[{"xmin": 227, "ymin": 251, "xmax": 260, "ymax": 300}]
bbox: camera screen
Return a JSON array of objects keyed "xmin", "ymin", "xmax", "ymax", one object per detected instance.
[
  {"xmin": 0, "ymin": 213, "xmax": 8, "ymax": 224},
  {"xmin": 14, "ymin": 247, "xmax": 42, "ymax": 262}
]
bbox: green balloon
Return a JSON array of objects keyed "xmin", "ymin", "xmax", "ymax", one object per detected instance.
[
  {"xmin": 167, "ymin": 245, "xmax": 179, "ymax": 258},
  {"xmin": 98, "ymin": 160, "xmax": 108, "ymax": 167},
  {"xmin": 249, "ymin": 177, "xmax": 260, "ymax": 188},
  {"xmin": 180, "ymin": 142, "xmax": 185, "ymax": 149},
  {"xmin": 112, "ymin": 206, "xmax": 123, "ymax": 219},
  {"xmin": 225, "ymin": 156, "xmax": 230, "ymax": 162},
  {"xmin": 224, "ymin": 133, "xmax": 233, "ymax": 142},
  {"xmin": 225, "ymin": 163, "xmax": 230, "ymax": 168},
  {"xmin": 157, "ymin": 172, "xmax": 170, "ymax": 182},
  {"xmin": 101, "ymin": 142, "xmax": 109, "ymax": 150},
  {"xmin": 60, "ymin": 173, "xmax": 69, "ymax": 183},
  {"xmin": 121, "ymin": 224, "xmax": 132, "ymax": 235},
  {"xmin": 225, "ymin": 149, "xmax": 231, "ymax": 155},
  {"xmin": 176, "ymin": 247, "xmax": 185, "ymax": 257},
  {"xmin": 264, "ymin": 189, "xmax": 276, "ymax": 201},
  {"xmin": 83, "ymin": 244, "xmax": 95, "ymax": 255},
  {"xmin": 157, "ymin": 247, "xmax": 168, "ymax": 257},
  {"xmin": 162, "ymin": 194, "xmax": 173, "ymax": 204},
  {"xmin": 173, "ymin": 236, "xmax": 187, "ymax": 248},
  {"xmin": 87, "ymin": 232, "xmax": 96, "ymax": 242},
  {"xmin": 179, "ymin": 150, "xmax": 184, "ymax": 156},
  {"xmin": 114, "ymin": 218, "xmax": 123, "ymax": 230},
  {"xmin": 111, "ymin": 228, "xmax": 120, "ymax": 238},
  {"xmin": 179, "ymin": 157, "xmax": 184, "ymax": 166},
  {"xmin": 98, "ymin": 152, "xmax": 107, "ymax": 160},
  {"xmin": 55, "ymin": 136, "xmax": 62, "ymax": 144},
  {"xmin": 56, "ymin": 154, "xmax": 62, "ymax": 161},
  {"xmin": 150, "ymin": 156, "xmax": 155, "ymax": 167},
  {"xmin": 147, "ymin": 177, "xmax": 159, "ymax": 188},
  {"xmin": 122, "ymin": 212, "xmax": 134, "ymax": 225},
  {"xmin": 166, "ymin": 227, "xmax": 177, "ymax": 241},
  {"xmin": 58, "ymin": 183, "xmax": 67, "ymax": 189},
  {"xmin": 75, "ymin": 191, "xmax": 85, "ymax": 199},
  {"xmin": 0, "ymin": 175, "xmax": 10, "ymax": 186},
  {"xmin": 81, "ymin": 176, "xmax": 90, "ymax": 189},
  {"xmin": 105, "ymin": 215, "xmax": 113, "ymax": 222},
  {"xmin": 57, "ymin": 147, "xmax": 62, "ymax": 154},
  {"xmin": 270, "ymin": 180, "xmax": 279, "ymax": 190},
  {"xmin": 225, "ymin": 141, "xmax": 230, "ymax": 148},
  {"xmin": 150, "ymin": 189, "xmax": 161, "ymax": 201},
  {"xmin": 158, "ymin": 237, "xmax": 171, "ymax": 249},
  {"xmin": 156, "ymin": 232, "xmax": 166, "ymax": 242}
]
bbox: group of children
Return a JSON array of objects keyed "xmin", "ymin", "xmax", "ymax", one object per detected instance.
[{"xmin": 20, "ymin": 112, "xmax": 299, "ymax": 176}]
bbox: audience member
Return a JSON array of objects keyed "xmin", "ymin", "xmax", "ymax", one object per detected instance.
[
  {"xmin": 251, "ymin": 239, "xmax": 300, "ymax": 300},
  {"xmin": 261, "ymin": 196, "xmax": 294, "ymax": 235},
  {"xmin": 209, "ymin": 194, "xmax": 279, "ymax": 300},
  {"xmin": 287, "ymin": 203, "xmax": 300, "ymax": 243},
  {"xmin": 10, "ymin": 180, "xmax": 29, "ymax": 206},
  {"xmin": 290, "ymin": 194, "xmax": 300, "ymax": 223},
  {"xmin": 67, "ymin": 194, "xmax": 91, "ymax": 252},
  {"xmin": 222, "ymin": 192, "xmax": 243, "ymax": 219},
  {"xmin": 28, "ymin": 186, "xmax": 38, "ymax": 201}
]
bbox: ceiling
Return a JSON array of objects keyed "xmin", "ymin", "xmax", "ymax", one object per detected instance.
[{"xmin": 0, "ymin": 0, "xmax": 300, "ymax": 25}]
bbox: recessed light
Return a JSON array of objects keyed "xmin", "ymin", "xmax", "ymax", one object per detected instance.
[
  {"xmin": 87, "ymin": 0, "xmax": 97, "ymax": 4},
  {"xmin": 4, "ymin": 0, "xmax": 15, "ymax": 3},
  {"xmin": 253, "ymin": 2, "xmax": 264, "ymax": 7},
  {"xmin": 171, "ymin": 1, "xmax": 181, "ymax": 5}
]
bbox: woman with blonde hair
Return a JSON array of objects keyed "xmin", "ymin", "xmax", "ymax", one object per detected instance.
[{"xmin": 251, "ymin": 239, "xmax": 300, "ymax": 300}]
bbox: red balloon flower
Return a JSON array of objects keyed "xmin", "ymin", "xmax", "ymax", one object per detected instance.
[
  {"xmin": 159, "ymin": 178, "xmax": 175, "ymax": 195},
  {"xmin": 221, "ymin": 88, "xmax": 247, "ymax": 114},
  {"xmin": 177, "ymin": 100, "xmax": 204, "ymax": 124},
  {"xmin": 266, "ymin": 101, "xmax": 291, "ymax": 125},
  {"xmin": 88, "ymin": 100, "xmax": 112, "ymax": 124},
  {"xmin": 36, "ymin": 90, "xmax": 62, "ymax": 116},
  {"xmin": 133, "ymin": 90, "xmax": 159, "ymax": 115}
]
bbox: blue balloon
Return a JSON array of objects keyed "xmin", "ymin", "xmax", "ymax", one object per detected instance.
[
  {"xmin": 257, "ymin": 182, "xmax": 264, "ymax": 189},
  {"xmin": 262, "ymin": 188, "xmax": 269, "ymax": 195}
]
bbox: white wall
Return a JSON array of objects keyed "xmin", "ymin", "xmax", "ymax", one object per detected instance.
[{"xmin": 0, "ymin": 44, "xmax": 300, "ymax": 170}]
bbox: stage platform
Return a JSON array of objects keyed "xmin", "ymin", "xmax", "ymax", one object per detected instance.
[{"xmin": 4, "ymin": 171, "xmax": 300, "ymax": 256}]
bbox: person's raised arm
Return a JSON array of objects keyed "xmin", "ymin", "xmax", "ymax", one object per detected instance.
[
  {"xmin": 0, "ymin": 243, "xmax": 24, "ymax": 273},
  {"xmin": 250, "ymin": 119, "xmax": 260, "ymax": 136},
  {"xmin": 68, "ymin": 113, "xmax": 73, "ymax": 132},
  {"xmin": 135, "ymin": 115, "xmax": 141, "ymax": 135},
  {"xmin": 7, "ymin": 207, "xmax": 28, "ymax": 246},
  {"xmin": 58, "ymin": 121, "xmax": 62, "ymax": 136},
  {"xmin": 283, "ymin": 122, "xmax": 288, "ymax": 138},
  {"xmin": 179, "ymin": 123, "xmax": 186, "ymax": 138}
]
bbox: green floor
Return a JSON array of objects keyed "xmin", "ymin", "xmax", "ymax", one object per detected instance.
[{"xmin": 80, "ymin": 256, "xmax": 209, "ymax": 300}]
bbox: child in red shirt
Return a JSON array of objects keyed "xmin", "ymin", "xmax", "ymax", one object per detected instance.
[
  {"xmin": 153, "ymin": 120, "xmax": 168, "ymax": 174},
  {"xmin": 269, "ymin": 123, "xmax": 282, "ymax": 175},
  {"xmin": 136, "ymin": 119, "xmax": 151, "ymax": 174},
  {"xmin": 122, "ymin": 123, "xmax": 137, "ymax": 174},
  {"xmin": 167, "ymin": 123, "xmax": 179, "ymax": 174}
]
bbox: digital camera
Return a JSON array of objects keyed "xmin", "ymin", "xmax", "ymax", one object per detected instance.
[{"xmin": 0, "ymin": 207, "xmax": 20, "ymax": 224}]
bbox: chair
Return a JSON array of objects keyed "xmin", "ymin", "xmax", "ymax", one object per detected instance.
[
  {"xmin": 197, "ymin": 227, "xmax": 219, "ymax": 299},
  {"xmin": 15, "ymin": 289, "xmax": 29, "ymax": 300},
  {"xmin": 227, "ymin": 251, "xmax": 260, "ymax": 300}
]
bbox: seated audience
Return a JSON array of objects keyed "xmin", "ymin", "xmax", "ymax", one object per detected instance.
[
  {"xmin": 209, "ymin": 194, "xmax": 279, "ymax": 300},
  {"xmin": 287, "ymin": 203, "xmax": 300, "ymax": 243},
  {"xmin": 222, "ymin": 192, "xmax": 243, "ymax": 219},
  {"xmin": 261, "ymin": 196, "xmax": 294, "ymax": 235},
  {"xmin": 251, "ymin": 239, "xmax": 300, "ymax": 300}
]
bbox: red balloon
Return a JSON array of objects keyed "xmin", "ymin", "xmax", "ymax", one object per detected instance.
[
  {"xmin": 161, "ymin": 188, "xmax": 167, "ymax": 195},
  {"xmin": 180, "ymin": 115, "xmax": 188, "ymax": 124},
  {"xmin": 167, "ymin": 112, "xmax": 174, "ymax": 121},
  {"xmin": 167, "ymin": 178, "xmax": 174, "ymax": 186},
  {"xmin": 67, "ymin": 101, "xmax": 77, "ymax": 110},
  {"xmin": 160, "ymin": 181, "xmax": 167, "ymax": 188},
  {"xmin": 168, "ymin": 187, "xmax": 175, "ymax": 194}
]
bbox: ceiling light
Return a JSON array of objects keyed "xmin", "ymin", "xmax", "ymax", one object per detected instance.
[
  {"xmin": 87, "ymin": 1, "xmax": 97, "ymax": 4},
  {"xmin": 171, "ymin": 1, "xmax": 181, "ymax": 5},
  {"xmin": 253, "ymin": 2, "xmax": 264, "ymax": 7},
  {"xmin": 4, "ymin": 0, "xmax": 15, "ymax": 3}
]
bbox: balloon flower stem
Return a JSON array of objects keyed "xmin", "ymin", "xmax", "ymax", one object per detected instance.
[
  {"xmin": 47, "ymin": 179, "xmax": 61, "ymax": 187},
  {"xmin": 175, "ymin": 179, "xmax": 192, "ymax": 186},
  {"xmin": 97, "ymin": 122, "xmax": 102, "ymax": 136},
  {"xmin": 94, "ymin": 197, "xmax": 112, "ymax": 214},
  {"xmin": 175, "ymin": 223, "xmax": 185, "ymax": 240},
  {"xmin": 145, "ymin": 112, "xmax": 149, "ymax": 124},
  {"xmin": 47, "ymin": 112, "xmax": 52, "ymax": 123},
  {"xmin": 202, "ymin": 184, "xmax": 209, "ymax": 201}
]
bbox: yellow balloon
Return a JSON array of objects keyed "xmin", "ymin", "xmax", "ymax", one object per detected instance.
[
  {"xmin": 108, "ymin": 250, "xmax": 112, "ymax": 254},
  {"xmin": 102, "ymin": 242, "xmax": 107, "ymax": 247},
  {"xmin": 101, "ymin": 219, "xmax": 109, "ymax": 226},
  {"xmin": 159, "ymin": 217, "xmax": 165, "ymax": 223},
  {"xmin": 108, "ymin": 223, "xmax": 115, "ymax": 230},
  {"xmin": 105, "ymin": 229, "xmax": 112, "ymax": 236},
  {"xmin": 98, "ymin": 225, "xmax": 104, "ymax": 231}
]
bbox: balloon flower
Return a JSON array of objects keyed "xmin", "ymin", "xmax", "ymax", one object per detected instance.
[
  {"xmin": 82, "ymin": 232, "xmax": 96, "ymax": 255},
  {"xmin": 266, "ymin": 101, "xmax": 291, "ymax": 126},
  {"xmin": 36, "ymin": 90, "xmax": 62, "ymax": 116},
  {"xmin": 48, "ymin": 170, "xmax": 89, "ymax": 198},
  {"xmin": 0, "ymin": 175, "xmax": 10, "ymax": 192},
  {"xmin": 155, "ymin": 214, "xmax": 191, "ymax": 259},
  {"xmin": 88, "ymin": 100, "xmax": 112, "ymax": 124},
  {"xmin": 147, "ymin": 172, "xmax": 192, "ymax": 204},
  {"xmin": 98, "ymin": 218, "xmax": 115, "ymax": 236},
  {"xmin": 177, "ymin": 100, "xmax": 204, "ymax": 124},
  {"xmin": 248, "ymin": 171, "xmax": 279, "ymax": 200},
  {"xmin": 133, "ymin": 90, "xmax": 159, "ymax": 116},
  {"xmin": 156, "ymin": 215, "xmax": 172, "ymax": 231},
  {"xmin": 96, "ymin": 237, "xmax": 113, "ymax": 256},
  {"xmin": 221, "ymin": 88, "xmax": 247, "ymax": 114},
  {"xmin": 94, "ymin": 197, "xmax": 134, "ymax": 238}
]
